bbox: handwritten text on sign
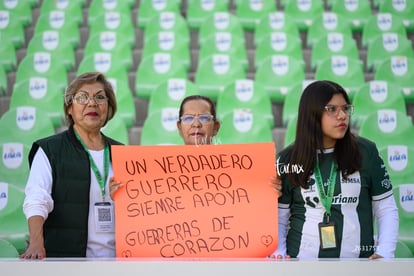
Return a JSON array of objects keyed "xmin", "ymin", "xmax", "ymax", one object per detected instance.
[{"xmin": 111, "ymin": 143, "xmax": 278, "ymax": 258}]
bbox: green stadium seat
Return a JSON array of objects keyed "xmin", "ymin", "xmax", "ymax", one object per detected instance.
[
  {"xmin": 10, "ymin": 78, "xmax": 65, "ymax": 128},
  {"xmin": 254, "ymin": 11, "xmax": 300, "ymax": 47},
  {"xmin": 379, "ymin": 0, "xmax": 414, "ymax": 32},
  {"xmin": 307, "ymin": 11, "xmax": 353, "ymax": 48},
  {"xmin": 358, "ymin": 109, "xmax": 414, "ymax": 149},
  {"xmin": 282, "ymin": 80, "xmax": 314, "ymax": 127},
  {"xmin": 331, "ymin": 0, "xmax": 372, "ymax": 32},
  {"xmin": 216, "ymin": 109, "xmax": 274, "ymax": 144},
  {"xmin": 15, "ymin": 52, "xmax": 68, "ymax": 91},
  {"xmin": 88, "ymin": 11, "xmax": 135, "ymax": 49},
  {"xmin": 394, "ymin": 240, "xmax": 414, "ymax": 258},
  {"xmin": 34, "ymin": 10, "xmax": 81, "ymax": 49},
  {"xmin": 0, "ymin": 39, "xmax": 16, "ymax": 73},
  {"xmin": 324, "ymin": 0, "xmax": 336, "ymax": 9},
  {"xmin": 0, "ymin": 142, "xmax": 30, "ymax": 188},
  {"xmin": 137, "ymin": 0, "xmax": 181, "ymax": 29},
  {"xmin": 143, "ymin": 11, "xmax": 190, "ymax": 46},
  {"xmin": 0, "ymin": 10, "xmax": 26, "ymax": 49},
  {"xmin": 254, "ymin": 31, "xmax": 304, "ymax": 69},
  {"xmin": 135, "ymin": 53, "xmax": 187, "ymax": 100},
  {"xmin": 282, "ymin": 83, "xmax": 300, "ymax": 128},
  {"xmin": 107, "ymin": 77, "xmax": 136, "ymax": 129},
  {"xmin": 89, "ymin": 0, "xmax": 132, "ymax": 10},
  {"xmin": 88, "ymin": 0, "xmax": 132, "ymax": 26},
  {"xmin": 0, "ymin": 106, "xmax": 55, "ymax": 147},
  {"xmin": 26, "ymin": 30, "xmax": 76, "ymax": 72},
  {"xmin": 198, "ymin": 31, "xmax": 248, "ymax": 72},
  {"xmin": 39, "ymin": 0, "xmax": 83, "ymax": 26},
  {"xmin": 194, "ymin": 54, "xmax": 246, "ymax": 101},
  {"xmin": 279, "ymin": 0, "xmax": 290, "ymax": 8},
  {"xmin": 314, "ymin": 55, "xmax": 365, "ymax": 99},
  {"xmin": 0, "ymin": 182, "xmax": 29, "ymax": 254},
  {"xmin": 311, "ymin": 32, "xmax": 359, "ymax": 71},
  {"xmin": 121, "ymin": 0, "xmax": 135, "ymax": 8},
  {"xmin": 142, "ymin": 31, "xmax": 190, "ymax": 72},
  {"xmin": 234, "ymin": 0, "xmax": 277, "ymax": 31},
  {"xmin": 92, "ymin": 0, "xmax": 132, "ymax": 9},
  {"xmin": 101, "ymin": 114, "xmax": 129, "ymax": 145},
  {"xmin": 140, "ymin": 108, "xmax": 183, "ymax": 145},
  {"xmin": 28, "ymin": 0, "xmax": 41, "ymax": 7},
  {"xmin": 77, "ymin": 52, "xmax": 130, "ymax": 77},
  {"xmin": 393, "ymin": 184, "xmax": 414, "ymax": 255},
  {"xmin": 361, "ymin": 13, "xmax": 407, "ymax": 49},
  {"xmin": 0, "ymin": 0, "xmax": 32, "ymax": 27},
  {"xmin": 217, "ymin": 79, "xmax": 274, "ymax": 129},
  {"xmin": 186, "ymin": 0, "xmax": 229, "ymax": 30},
  {"xmin": 284, "ymin": 0, "xmax": 324, "ymax": 32},
  {"xmin": 147, "ymin": 78, "xmax": 198, "ymax": 116},
  {"xmin": 255, "ymin": 55, "xmax": 305, "ymax": 103},
  {"xmin": 366, "ymin": 33, "xmax": 414, "ymax": 72},
  {"xmin": 68, "ymin": 0, "xmax": 86, "ymax": 4},
  {"xmin": 352, "ymin": 80, "xmax": 407, "ymax": 128},
  {"xmin": 374, "ymin": 56, "xmax": 414, "ymax": 103},
  {"xmin": 0, "ymin": 238, "xmax": 19, "ymax": 258},
  {"xmin": 379, "ymin": 144, "xmax": 414, "ymax": 186},
  {"xmin": 83, "ymin": 31, "xmax": 133, "ymax": 71},
  {"xmin": 198, "ymin": 12, "xmax": 244, "ymax": 47},
  {"xmin": 372, "ymin": 0, "xmax": 385, "ymax": 8}
]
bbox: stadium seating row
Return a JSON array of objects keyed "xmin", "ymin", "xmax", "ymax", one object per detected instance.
[
  {"xmin": 1, "ymin": 0, "xmax": 414, "ymax": 155},
  {"xmin": 5, "ymin": 11, "xmax": 414, "ymax": 97}
]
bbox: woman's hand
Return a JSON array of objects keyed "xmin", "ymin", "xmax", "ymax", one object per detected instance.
[
  {"xmin": 368, "ymin": 253, "xmax": 383, "ymax": 260},
  {"xmin": 271, "ymin": 176, "xmax": 282, "ymax": 198},
  {"xmin": 268, "ymin": 253, "xmax": 291, "ymax": 260},
  {"xmin": 19, "ymin": 216, "xmax": 46, "ymax": 260},
  {"xmin": 19, "ymin": 242, "xmax": 46, "ymax": 260},
  {"xmin": 109, "ymin": 177, "xmax": 123, "ymax": 200}
]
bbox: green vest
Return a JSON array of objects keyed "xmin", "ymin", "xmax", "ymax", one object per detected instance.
[{"xmin": 28, "ymin": 126, "xmax": 122, "ymax": 257}]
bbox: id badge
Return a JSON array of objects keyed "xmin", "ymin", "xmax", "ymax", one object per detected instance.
[
  {"xmin": 94, "ymin": 202, "xmax": 114, "ymax": 233},
  {"xmin": 318, "ymin": 221, "xmax": 337, "ymax": 250}
]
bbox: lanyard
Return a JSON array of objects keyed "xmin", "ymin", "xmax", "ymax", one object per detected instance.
[
  {"xmin": 314, "ymin": 160, "xmax": 337, "ymax": 217},
  {"xmin": 74, "ymin": 130, "xmax": 109, "ymax": 200}
]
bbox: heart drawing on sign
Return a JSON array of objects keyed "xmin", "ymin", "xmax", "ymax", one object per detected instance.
[
  {"xmin": 122, "ymin": 250, "xmax": 132, "ymax": 258},
  {"xmin": 261, "ymin": 235, "xmax": 273, "ymax": 247}
]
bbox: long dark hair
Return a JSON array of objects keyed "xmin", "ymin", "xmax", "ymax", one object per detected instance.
[{"xmin": 288, "ymin": 80, "xmax": 361, "ymax": 188}]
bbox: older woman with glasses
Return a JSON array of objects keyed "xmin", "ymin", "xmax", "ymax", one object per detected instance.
[
  {"xmin": 20, "ymin": 72, "xmax": 123, "ymax": 259},
  {"xmin": 176, "ymin": 95, "xmax": 221, "ymax": 146},
  {"xmin": 273, "ymin": 80, "xmax": 398, "ymax": 259}
]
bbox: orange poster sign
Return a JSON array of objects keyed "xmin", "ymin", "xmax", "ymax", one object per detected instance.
[{"xmin": 111, "ymin": 143, "xmax": 278, "ymax": 258}]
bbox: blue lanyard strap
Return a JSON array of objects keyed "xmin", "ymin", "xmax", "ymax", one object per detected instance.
[
  {"xmin": 314, "ymin": 160, "xmax": 337, "ymax": 217},
  {"xmin": 74, "ymin": 130, "xmax": 109, "ymax": 200}
]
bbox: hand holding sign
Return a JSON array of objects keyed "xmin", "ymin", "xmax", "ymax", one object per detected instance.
[{"xmin": 111, "ymin": 143, "xmax": 278, "ymax": 258}]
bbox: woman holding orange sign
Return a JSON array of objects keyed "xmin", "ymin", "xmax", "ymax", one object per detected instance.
[{"xmin": 110, "ymin": 95, "xmax": 282, "ymax": 209}]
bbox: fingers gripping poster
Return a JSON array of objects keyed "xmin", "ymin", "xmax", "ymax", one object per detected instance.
[{"xmin": 111, "ymin": 143, "xmax": 278, "ymax": 258}]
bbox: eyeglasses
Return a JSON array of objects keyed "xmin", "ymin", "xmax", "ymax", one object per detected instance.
[
  {"xmin": 324, "ymin": 104, "xmax": 354, "ymax": 117},
  {"xmin": 180, "ymin": 114, "xmax": 214, "ymax": 125},
  {"xmin": 72, "ymin": 93, "xmax": 108, "ymax": 105}
]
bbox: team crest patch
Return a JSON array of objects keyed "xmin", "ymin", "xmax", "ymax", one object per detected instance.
[{"xmin": 381, "ymin": 179, "xmax": 391, "ymax": 189}]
